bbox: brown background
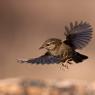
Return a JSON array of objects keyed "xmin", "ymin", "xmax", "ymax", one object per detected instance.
[{"xmin": 0, "ymin": 0, "xmax": 95, "ymax": 81}]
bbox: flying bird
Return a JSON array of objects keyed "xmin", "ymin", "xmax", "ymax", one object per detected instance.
[{"xmin": 17, "ymin": 21, "xmax": 93, "ymax": 68}]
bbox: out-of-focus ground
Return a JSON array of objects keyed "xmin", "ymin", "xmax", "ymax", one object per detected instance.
[
  {"xmin": 0, "ymin": 78, "xmax": 95, "ymax": 95},
  {"xmin": 0, "ymin": 0, "xmax": 95, "ymax": 82}
]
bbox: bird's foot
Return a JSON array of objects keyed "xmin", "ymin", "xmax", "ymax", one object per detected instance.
[
  {"xmin": 60, "ymin": 60, "xmax": 73, "ymax": 70},
  {"xmin": 59, "ymin": 63, "xmax": 69, "ymax": 70},
  {"xmin": 66, "ymin": 58, "xmax": 73, "ymax": 65},
  {"xmin": 67, "ymin": 60, "xmax": 73, "ymax": 65},
  {"xmin": 62, "ymin": 63, "xmax": 69, "ymax": 69}
]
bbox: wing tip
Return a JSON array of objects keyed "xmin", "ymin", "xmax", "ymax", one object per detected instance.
[{"xmin": 16, "ymin": 59, "xmax": 28, "ymax": 64}]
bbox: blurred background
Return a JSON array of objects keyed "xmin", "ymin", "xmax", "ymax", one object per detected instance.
[{"xmin": 0, "ymin": 0, "xmax": 95, "ymax": 94}]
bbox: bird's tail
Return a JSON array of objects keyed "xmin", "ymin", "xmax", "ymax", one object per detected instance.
[{"xmin": 72, "ymin": 52, "xmax": 88, "ymax": 63}]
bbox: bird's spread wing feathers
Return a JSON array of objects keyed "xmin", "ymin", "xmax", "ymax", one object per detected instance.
[
  {"xmin": 17, "ymin": 52, "xmax": 61, "ymax": 64},
  {"xmin": 64, "ymin": 21, "xmax": 93, "ymax": 49}
]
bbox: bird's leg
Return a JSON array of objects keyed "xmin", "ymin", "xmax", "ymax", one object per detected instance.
[
  {"xmin": 62, "ymin": 62, "xmax": 69, "ymax": 69},
  {"xmin": 66, "ymin": 58, "xmax": 73, "ymax": 65},
  {"xmin": 60, "ymin": 58, "xmax": 69, "ymax": 69},
  {"xmin": 64, "ymin": 58, "xmax": 73, "ymax": 68},
  {"xmin": 67, "ymin": 61, "xmax": 73, "ymax": 65},
  {"xmin": 61, "ymin": 58, "xmax": 73, "ymax": 69}
]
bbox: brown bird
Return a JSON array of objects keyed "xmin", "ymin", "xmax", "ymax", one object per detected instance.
[{"xmin": 17, "ymin": 21, "xmax": 93, "ymax": 68}]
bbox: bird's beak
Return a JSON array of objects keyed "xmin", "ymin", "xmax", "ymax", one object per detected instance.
[{"xmin": 39, "ymin": 46, "xmax": 44, "ymax": 49}]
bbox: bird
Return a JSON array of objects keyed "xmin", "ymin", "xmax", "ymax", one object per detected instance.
[{"xmin": 17, "ymin": 21, "xmax": 93, "ymax": 68}]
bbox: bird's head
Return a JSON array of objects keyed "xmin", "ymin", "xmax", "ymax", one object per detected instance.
[{"xmin": 39, "ymin": 38, "xmax": 62, "ymax": 50}]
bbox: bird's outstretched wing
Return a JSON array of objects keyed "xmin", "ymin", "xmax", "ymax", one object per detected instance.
[
  {"xmin": 17, "ymin": 52, "xmax": 61, "ymax": 64},
  {"xmin": 64, "ymin": 21, "xmax": 93, "ymax": 49}
]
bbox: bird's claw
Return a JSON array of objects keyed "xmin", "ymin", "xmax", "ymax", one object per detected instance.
[
  {"xmin": 61, "ymin": 60, "xmax": 73, "ymax": 69},
  {"xmin": 62, "ymin": 63, "xmax": 69, "ymax": 69}
]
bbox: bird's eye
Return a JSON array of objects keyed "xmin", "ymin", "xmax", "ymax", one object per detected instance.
[{"xmin": 46, "ymin": 44, "xmax": 50, "ymax": 46}]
